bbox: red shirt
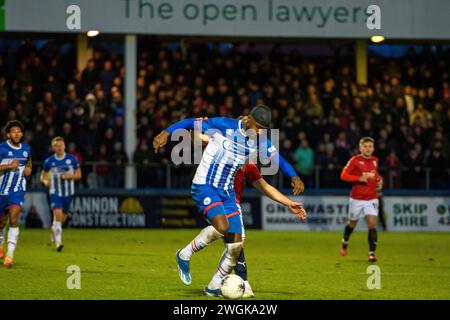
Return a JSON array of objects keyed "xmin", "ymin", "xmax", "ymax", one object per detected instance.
[
  {"xmin": 340, "ymin": 155, "xmax": 380, "ymax": 200},
  {"xmin": 234, "ymin": 162, "xmax": 263, "ymax": 203}
]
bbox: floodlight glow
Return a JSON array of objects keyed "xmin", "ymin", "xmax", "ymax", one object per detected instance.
[
  {"xmin": 87, "ymin": 30, "xmax": 100, "ymax": 37},
  {"xmin": 371, "ymin": 35, "xmax": 385, "ymax": 43}
]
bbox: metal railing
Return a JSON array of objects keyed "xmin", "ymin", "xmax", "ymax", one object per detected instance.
[{"xmin": 28, "ymin": 162, "xmax": 450, "ymax": 191}]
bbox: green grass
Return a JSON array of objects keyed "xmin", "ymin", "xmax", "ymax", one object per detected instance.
[{"xmin": 1, "ymin": 229, "xmax": 449, "ymax": 300}]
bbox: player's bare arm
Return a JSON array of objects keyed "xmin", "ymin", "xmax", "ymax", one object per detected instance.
[
  {"xmin": 291, "ymin": 176, "xmax": 304, "ymax": 195},
  {"xmin": 61, "ymin": 168, "xmax": 82, "ymax": 181},
  {"xmin": 24, "ymin": 157, "xmax": 32, "ymax": 177},
  {"xmin": 376, "ymin": 176, "xmax": 383, "ymax": 190},
  {"xmin": 252, "ymin": 177, "xmax": 307, "ymax": 220},
  {"xmin": 153, "ymin": 130, "xmax": 170, "ymax": 153},
  {"xmin": 0, "ymin": 158, "xmax": 19, "ymax": 173},
  {"xmin": 40, "ymin": 170, "xmax": 50, "ymax": 187}
]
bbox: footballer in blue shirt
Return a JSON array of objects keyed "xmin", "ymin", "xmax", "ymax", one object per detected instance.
[
  {"xmin": 0, "ymin": 120, "xmax": 32, "ymax": 267},
  {"xmin": 40, "ymin": 137, "xmax": 81, "ymax": 252}
]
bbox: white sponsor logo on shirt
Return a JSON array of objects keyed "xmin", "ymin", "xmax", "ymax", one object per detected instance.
[
  {"xmin": 222, "ymin": 140, "xmax": 233, "ymax": 151},
  {"xmin": 203, "ymin": 197, "xmax": 211, "ymax": 206}
]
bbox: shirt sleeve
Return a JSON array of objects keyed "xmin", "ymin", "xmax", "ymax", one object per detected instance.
[
  {"xmin": 340, "ymin": 157, "xmax": 360, "ymax": 182},
  {"xmin": 197, "ymin": 117, "xmax": 237, "ymax": 136},
  {"xmin": 42, "ymin": 159, "xmax": 51, "ymax": 172},
  {"xmin": 245, "ymin": 162, "xmax": 263, "ymax": 184},
  {"xmin": 166, "ymin": 117, "xmax": 234, "ymax": 136},
  {"xmin": 73, "ymin": 156, "xmax": 80, "ymax": 169},
  {"xmin": 259, "ymin": 138, "xmax": 298, "ymax": 178},
  {"xmin": 166, "ymin": 118, "xmax": 197, "ymax": 134},
  {"xmin": 374, "ymin": 157, "xmax": 381, "ymax": 182},
  {"xmin": 26, "ymin": 146, "xmax": 32, "ymax": 161}
]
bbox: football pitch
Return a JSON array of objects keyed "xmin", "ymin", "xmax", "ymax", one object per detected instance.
[{"xmin": 1, "ymin": 229, "xmax": 449, "ymax": 300}]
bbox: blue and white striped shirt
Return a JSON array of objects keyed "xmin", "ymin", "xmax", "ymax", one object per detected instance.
[
  {"xmin": 166, "ymin": 117, "xmax": 297, "ymax": 191},
  {"xmin": 0, "ymin": 141, "xmax": 31, "ymax": 195},
  {"xmin": 43, "ymin": 153, "xmax": 80, "ymax": 197}
]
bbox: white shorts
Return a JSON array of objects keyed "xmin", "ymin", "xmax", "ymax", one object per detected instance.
[
  {"xmin": 348, "ymin": 198, "xmax": 379, "ymax": 221},
  {"xmin": 236, "ymin": 203, "xmax": 245, "ymax": 240}
]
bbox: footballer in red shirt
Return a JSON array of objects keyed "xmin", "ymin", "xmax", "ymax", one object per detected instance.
[
  {"xmin": 340, "ymin": 137, "xmax": 383, "ymax": 262},
  {"xmin": 232, "ymin": 162, "xmax": 306, "ymax": 297}
]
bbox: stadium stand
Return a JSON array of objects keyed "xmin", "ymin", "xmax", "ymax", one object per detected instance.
[{"xmin": 1, "ymin": 40, "xmax": 449, "ymax": 189}]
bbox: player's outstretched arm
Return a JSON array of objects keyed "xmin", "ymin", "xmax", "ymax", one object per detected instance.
[
  {"xmin": 272, "ymin": 153, "xmax": 305, "ymax": 195},
  {"xmin": 252, "ymin": 177, "xmax": 307, "ymax": 220},
  {"xmin": 258, "ymin": 137, "xmax": 304, "ymax": 195},
  {"xmin": 153, "ymin": 117, "xmax": 232, "ymax": 153},
  {"xmin": 153, "ymin": 118, "xmax": 200, "ymax": 153},
  {"xmin": 153, "ymin": 130, "xmax": 170, "ymax": 153}
]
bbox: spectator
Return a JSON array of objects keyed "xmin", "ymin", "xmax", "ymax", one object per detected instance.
[
  {"xmin": 410, "ymin": 103, "xmax": 432, "ymax": 128},
  {"xmin": 294, "ymin": 139, "xmax": 315, "ymax": 188},
  {"xmin": 133, "ymin": 142, "xmax": 155, "ymax": 188},
  {"xmin": 95, "ymin": 144, "xmax": 111, "ymax": 188},
  {"xmin": 110, "ymin": 141, "xmax": 128, "ymax": 188},
  {"xmin": 383, "ymin": 150, "xmax": 401, "ymax": 189},
  {"xmin": 403, "ymin": 147, "xmax": 425, "ymax": 189},
  {"xmin": 425, "ymin": 147, "xmax": 447, "ymax": 189}
]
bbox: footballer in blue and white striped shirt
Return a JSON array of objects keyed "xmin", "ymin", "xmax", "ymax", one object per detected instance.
[
  {"xmin": 41, "ymin": 137, "xmax": 81, "ymax": 252},
  {"xmin": 0, "ymin": 120, "xmax": 32, "ymax": 267},
  {"xmin": 153, "ymin": 105, "xmax": 304, "ymax": 296}
]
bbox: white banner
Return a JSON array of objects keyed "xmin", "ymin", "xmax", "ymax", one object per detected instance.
[
  {"xmin": 262, "ymin": 196, "xmax": 450, "ymax": 232},
  {"xmin": 3, "ymin": 0, "xmax": 450, "ymax": 39},
  {"xmin": 383, "ymin": 197, "xmax": 450, "ymax": 232},
  {"xmin": 262, "ymin": 195, "xmax": 367, "ymax": 231}
]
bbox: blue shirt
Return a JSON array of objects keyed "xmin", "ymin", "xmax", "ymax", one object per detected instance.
[
  {"xmin": 43, "ymin": 153, "xmax": 80, "ymax": 197},
  {"xmin": 166, "ymin": 117, "xmax": 297, "ymax": 190},
  {"xmin": 0, "ymin": 141, "xmax": 31, "ymax": 195}
]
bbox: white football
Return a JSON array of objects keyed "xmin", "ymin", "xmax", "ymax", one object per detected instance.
[{"xmin": 221, "ymin": 274, "xmax": 245, "ymax": 299}]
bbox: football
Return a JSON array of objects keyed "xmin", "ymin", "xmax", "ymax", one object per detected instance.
[{"xmin": 221, "ymin": 274, "xmax": 245, "ymax": 299}]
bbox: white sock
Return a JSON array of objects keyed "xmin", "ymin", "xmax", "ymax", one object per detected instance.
[
  {"xmin": 179, "ymin": 226, "xmax": 223, "ymax": 260},
  {"xmin": 0, "ymin": 226, "xmax": 5, "ymax": 244},
  {"xmin": 54, "ymin": 222, "xmax": 62, "ymax": 246},
  {"xmin": 7, "ymin": 227, "xmax": 19, "ymax": 258},
  {"xmin": 208, "ymin": 242, "xmax": 243, "ymax": 290},
  {"xmin": 244, "ymin": 280, "xmax": 253, "ymax": 292}
]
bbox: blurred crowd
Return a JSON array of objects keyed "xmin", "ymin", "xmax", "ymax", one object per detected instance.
[
  {"xmin": 0, "ymin": 40, "xmax": 128, "ymax": 188},
  {"xmin": 1, "ymin": 40, "xmax": 449, "ymax": 189}
]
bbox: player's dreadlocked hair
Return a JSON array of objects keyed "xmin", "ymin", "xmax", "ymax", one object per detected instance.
[{"xmin": 3, "ymin": 120, "xmax": 24, "ymax": 134}]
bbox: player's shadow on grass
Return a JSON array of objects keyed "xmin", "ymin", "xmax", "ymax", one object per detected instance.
[
  {"xmin": 253, "ymin": 290, "xmax": 296, "ymax": 297},
  {"xmin": 177, "ymin": 288, "xmax": 212, "ymax": 298}
]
